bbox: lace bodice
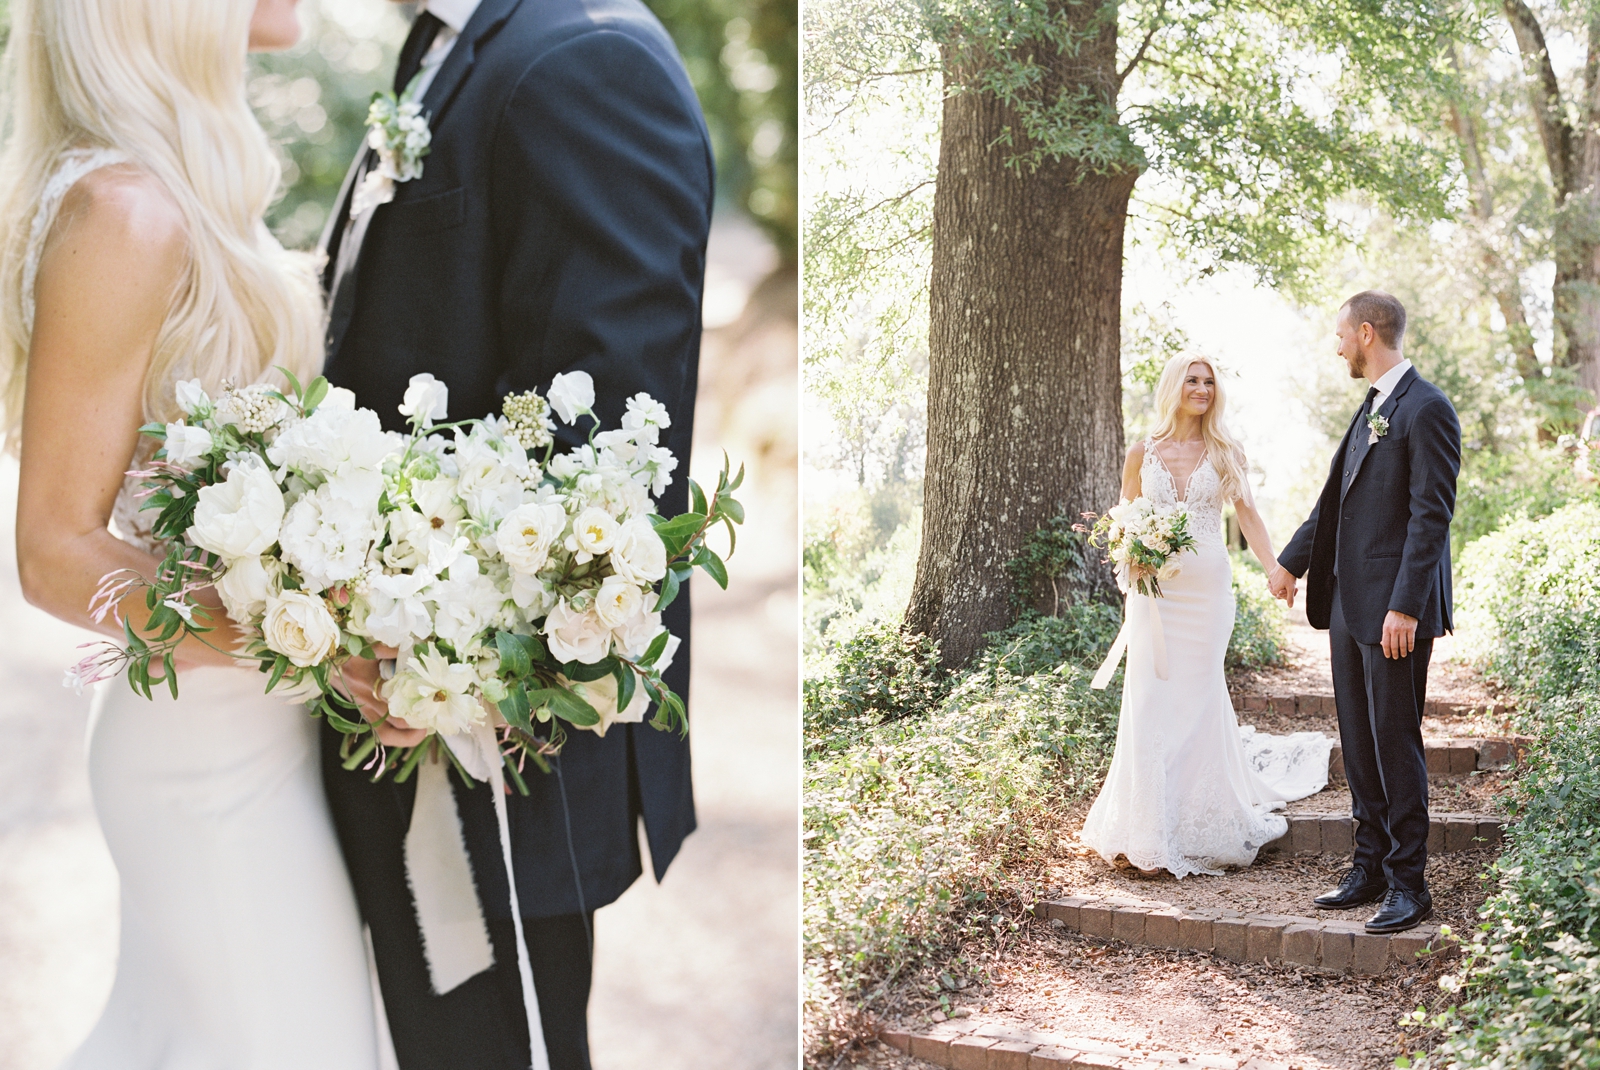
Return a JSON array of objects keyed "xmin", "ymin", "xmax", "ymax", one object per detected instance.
[
  {"xmin": 23, "ymin": 148, "xmax": 160, "ymax": 553},
  {"xmin": 1141, "ymin": 438, "xmax": 1226, "ymax": 550}
]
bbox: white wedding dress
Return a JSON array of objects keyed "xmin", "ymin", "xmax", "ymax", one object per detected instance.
[
  {"xmin": 1079, "ymin": 440, "xmax": 1332, "ymax": 878},
  {"xmin": 31, "ymin": 150, "xmax": 381, "ymax": 1069}
]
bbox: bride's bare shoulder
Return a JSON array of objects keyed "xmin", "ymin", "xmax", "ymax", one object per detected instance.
[
  {"xmin": 1126, "ymin": 439, "xmax": 1146, "ymax": 464},
  {"xmin": 50, "ymin": 164, "xmax": 186, "ymax": 266}
]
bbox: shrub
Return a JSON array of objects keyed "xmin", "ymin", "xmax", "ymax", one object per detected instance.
[
  {"xmin": 803, "ymin": 622, "xmax": 947, "ymax": 755},
  {"xmin": 1456, "ymin": 501, "xmax": 1600, "ymax": 703},
  {"xmin": 1452, "ymin": 444, "xmax": 1598, "ymax": 557},
  {"xmin": 974, "ymin": 605, "xmax": 1125, "ymax": 680},
  {"xmin": 1228, "ymin": 554, "xmax": 1287, "ymax": 672}
]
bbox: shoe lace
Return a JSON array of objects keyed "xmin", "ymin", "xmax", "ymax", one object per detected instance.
[{"xmin": 1378, "ymin": 888, "xmax": 1403, "ymax": 910}]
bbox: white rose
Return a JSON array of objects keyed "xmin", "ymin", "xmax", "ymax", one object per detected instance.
[
  {"xmin": 547, "ymin": 371, "xmax": 595, "ymax": 424},
  {"xmin": 189, "ymin": 456, "xmax": 285, "ymax": 562},
  {"xmin": 564, "ymin": 507, "xmax": 618, "ymax": 563},
  {"xmin": 611, "ymin": 608, "xmax": 666, "ymax": 660},
  {"xmin": 163, "ymin": 422, "xmax": 213, "ymax": 468},
  {"xmin": 174, "ymin": 379, "xmax": 209, "ymax": 416},
  {"xmin": 592, "ymin": 575, "xmax": 644, "ymax": 630},
  {"xmin": 543, "ymin": 600, "xmax": 612, "ymax": 664},
  {"xmin": 215, "ymin": 554, "xmax": 281, "ymax": 622},
  {"xmin": 560, "ymin": 669, "xmax": 650, "ymax": 737},
  {"xmin": 261, "ymin": 589, "xmax": 340, "ymax": 668},
  {"xmin": 398, "ymin": 373, "xmax": 449, "ymax": 427},
  {"xmin": 495, "ymin": 502, "xmax": 568, "ymax": 575},
  {"xmin": 608, "ymin": 515, "xmax": 668, "ymax": 584},
  {"xmin": 385, "ymin": 645, "xmax": 484, "ymax": 736}
]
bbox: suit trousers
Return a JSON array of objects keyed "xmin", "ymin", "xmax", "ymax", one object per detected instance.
[
  {"xmin": 1328, "ymin": 583, "xmax": 1432, "ymax": 892},
  {"xmin": 319, "ymin": 722, "xmax": 596, "ymax": 1070}
]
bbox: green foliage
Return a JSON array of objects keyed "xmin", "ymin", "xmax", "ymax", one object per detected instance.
[
  {"xmin": 1228, "ymin": 552, "xmax": 1287, "ymax": 672},
  {"xmin": 1453, "ymin": 445, "xmax": 1598, "ymax": 558},
  {"xmin": 803, "ymin": 621, "xmax": 948, "ymax": 753},
  {"xmin": 1407, "ymin": 694, "xmax": 1600, "ymax": 1069},
  {"xmin": 1456, "ymin": 500, "xmax": 1600, "ymax": 704},
  {"xmin": 974, "ymin": 606, "xmax": 1125, "ymax": 681},
  {"xmin": 803, "ymin": 486, "xmax": 922, "ymax": 662},
  {"xmin": 1004, "ymin": 513, "xmax": 1116, "ymax": 616}
]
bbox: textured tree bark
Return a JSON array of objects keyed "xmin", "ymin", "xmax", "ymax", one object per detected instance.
[{"xmin": 904, "ymin": 15, "xmax": 1136, "ymax": 668}]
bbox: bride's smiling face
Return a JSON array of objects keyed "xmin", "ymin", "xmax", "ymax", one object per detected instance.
[
  {"xmin": 248, "ymin": 0, "xmax": 302, "ymax": 52},
  {"xmin": 1179, "ymin": 363, "xmax": 1216, "ymax": 416}
]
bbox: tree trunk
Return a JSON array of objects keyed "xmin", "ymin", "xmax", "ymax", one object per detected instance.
[{"xmin": 904, "ymin": 22, "xmax": 1136, "ymax": 669}]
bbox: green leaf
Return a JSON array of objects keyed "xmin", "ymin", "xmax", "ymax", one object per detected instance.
[
  {"xmin": 162, "ymin": 650, "xmax": 179, "ymax": 700},
  {"xmin": 497, "ymin": 684, "xmax": 534, "ymax": 733},
  {"xmin": 689, "ymin": 478, "xmax": 708, "ymax": 517},
  {"xmin": 654, "ymin": 566, "xmax": 682, "ymax": 612},
  {"xmin": 717, "ymin": 496, "xmax": 745, "ymax": 525},
  {"xmin": 265, "ymin": 655, "xmax": 290, "ymax": 694},
  {"xmin": 723, "ymin": 516, "xmax": 737, "ymax": 557},
  {"xmin": 727, "ymin": 459, "xmax": 744, "ymax": 492},
  {"xmin": 496, "ymin": 630, "xmax": 532, "ymax": 678},
  {"xmin": 650, "ymin": 512, "xmax": 707, "ymax": 560},
  {"xmin": 637, "ymin": 629, "xmax": 672, "ymax": 668},
  {"xmin": 526, "ymin": 687, "xmax": 601, "ymax": 727},
  {"xmin": 275, "ymin": 365, "xmax": 304, "ymax": 400},
  {"xmin": 612, "ymin": 662, "xmax": 636, "ymax": 713},
  {"xmin": 693, "ymin": 547, "xmax": 728, "ymax": 590},
  {"xmin": 562, "ymin": 656, "xmax": 617, "ymax": 683},
  {"xmin": 301, "ymin": 377, "xmax": 330, "ymax": 413}
]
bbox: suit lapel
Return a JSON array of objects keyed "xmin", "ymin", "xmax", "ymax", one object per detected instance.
[
  {"xmin": 1341, "ymin": 367, "xmax": 1418, "ymax": 502},
  {"xmin": 321, "ymin": 0, "xmax": 525, "ymax": 359}
]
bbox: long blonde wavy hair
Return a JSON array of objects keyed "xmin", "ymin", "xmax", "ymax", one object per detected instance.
[
  {"xmin": 1148, "ymin": 355, "xmax": 1250, "ymax": 502},
  {"xmin": 0, "ymin": 0, "xmax": 324, "ymax": 452}
]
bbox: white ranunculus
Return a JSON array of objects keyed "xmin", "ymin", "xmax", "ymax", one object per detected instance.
[
  {"xmin": 495, "ymin": 502, "xmax": 568, "ymax": 575},
  {"xmin": 560, "ymin": 669, "xmax": 650, "ymax": 737},
  {"xmin": 174, "ymin": 379, "xmax": 209, "ymax": 416},
  {"xmin": 278, "ymin": 473, "xmax": 384, "ymax": 592},
  {"xmin": 163, "ymin": 422, "xmax": 213, "ymax": 468},
  {"xmin": 189, "ymin": 456, "xmax": 285, "ymax": 562},
  {"xmin": 565, "ymin": 507, "xmax": 618, "ymax": 563},
  {"xmin": 608, "ymin": 515, "xmax": 668, "ymax": 584},
  {"xmin": 261, "ymin": 589, "xmax": 340, "ymax": 668},
  {"xmin": 385, "ymin": 646, "xmax": 484, "ymax": 736},
  {"xmin": 543, "ymin": 600, "xmax": 612, "ymax": 664},
  {"xmin": 547, "ymin": 371, "xmax": 595, "ymax": 424},
  {"xmin": 398, "ymin": 373, "xmax": 449, "ymax": 427},
  {"xmin": 215, "ymin": 554, "xmax": 282, "ymax": 622},
  {"xmin": 593, "ymin": 575, "xmax": 644, "ymax": 630}
]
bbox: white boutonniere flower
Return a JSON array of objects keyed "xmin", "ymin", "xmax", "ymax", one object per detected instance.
[
  {"xmin": 1367, "ymin": 412, "xmax": 1390, "ymax": 445},
  {"xmin": 352, "ymin": 74, "xmax": 432, "ymax": 217}
]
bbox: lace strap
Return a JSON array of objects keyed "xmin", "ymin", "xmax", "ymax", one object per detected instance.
[{"xmin": 21, "ymin": 147, "xmax": 132, "ymax": 336}]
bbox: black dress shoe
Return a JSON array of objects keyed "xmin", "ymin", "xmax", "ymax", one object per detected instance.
[
  {"xmin": 1313, "ymin": 865, "xmax": 1388, "ymax": 910},
  {"xmin": 1366, "ymin": 887, "xmax": 1433, "ymax": 934}
]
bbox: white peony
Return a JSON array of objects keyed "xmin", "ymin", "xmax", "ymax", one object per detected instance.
[
  {"xmin": 592, "ymin": 575, "xmax": 645, "ymax": 630},
  {"xmin": 608, "ymin": 515, "xmax": 668, "ymax": 584},
  {"xmin": 278, "ymin": 471, "xmax": 384, "ymax": 592},
  {"xmin": 261, "ymin": 589, "xmax": 341, "ymax": 668},
  {"xmin": 174, "ymin": 379, "xmax": 209, "ymax": 417},
  {"xmin": 495, "ymin": 502, "xmax": 568, "ymax": 575},
  {"xmin": 560, "ymin": 669, "xmax": 650, "ymax": 737},
  {"xmin": 547, "ymin": 371, "xmax": 595, "ymax": 424},
  {"xmin": 398, "ymin": 373, "xmax": 449, "ymax": 428},
  {"xmin": 215, "ymin": 554, "xmax": 282, "ymax": 622},
  {"xmin": 544, "ymin": 600, "xmax": 612, "ymax": 664},
  {"xmin": 189, "ymin": 456, "xmax": 285, "ymax": 562},
  {"xmin": 163, "ymin": 421, "xmax": 213, "ymax": 468},
  {"xmin": 385, "ymin": 646, "xmax": 484, "ymax": 736},
  {"xmin": 267, "ymin": 404, "xmax": 397, "ymax": 480},
  {"xmin": 565, "ymin": 507, "xmax": 618, "ymax": 563}
]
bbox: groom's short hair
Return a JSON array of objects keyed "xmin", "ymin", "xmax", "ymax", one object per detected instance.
[{"xmin": 1341, "ymin": 290, "xmax": 1406, "ymax": 349}]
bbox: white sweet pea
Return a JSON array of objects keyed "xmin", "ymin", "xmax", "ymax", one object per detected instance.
[
  {"xmin": 622, "ymin": 393, "xmax": 670, "ymax": 434},
  {"xmin": 215, "ymin": 554, "xmax": 283, "ymax": 622},
  {"xmin": 495, "ymin": 502, "xmax": 568, "ymax": 575},
  {"xmin": 592, "ymin": 575, "xmax": 645, "ymax": 630},
  {"xmin": 398, "ymin": 373, "xmax": 449, "ymax": 428},
  {"xmin": 608, "ymin": 514, "xmax": 668, "ymax": 584},
  {"xmin": 544, "ymin": 600, "xmax": 612, "ymax": 664},
  {"xmin": 189, "ymin": 456, "xmax": 285, "ymax": 562},
  {"xmin": 261, "ymin": 590, "xmax": 341, "ymax": 668},
  {"xmin": 385, "ymin": 646, "xmax": 484, "ymax": 736},
  {"xmin": 361, "ymin": 569, "xmax": 438, "ymax": 647},
  {"xmin": 163, "ymin": 422, "xmax": 213, "ymax": 468},
  {"xmin": 174, "ymin": 379, "xmax": 209, "ymax": 417},
  {"xmin": 565, "ymin": 507, "xmax": 618, "ymax": 563},
  {"xmin": 548, "ymin": 371, "xmax": 595, "ymax": 424},
  {"xmin": 428, "ymin": 555, "xmax": 506, "ymax": 651}
]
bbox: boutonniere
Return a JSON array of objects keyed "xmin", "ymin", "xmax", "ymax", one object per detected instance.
[
  {"xmin": 1366, "ymin": 412, "xmax": 1390, "ymax": 445},
  {"xmin": 351, "ymin": 74, "xmax": 432, "ymax": 217}
]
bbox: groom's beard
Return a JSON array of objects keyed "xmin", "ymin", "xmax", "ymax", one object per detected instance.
[{"xmin": 1345, "ymin": 346, "xmax": 1368, "ymax": 380}]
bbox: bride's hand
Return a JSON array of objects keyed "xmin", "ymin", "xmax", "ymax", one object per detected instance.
[
  {"xmin": 334, "ymin": 644, "xmax": 427, "ymax": 748},
  {"xmin": 1267, "ymin": 564, "xmax": 1298, "ymax": 607}
]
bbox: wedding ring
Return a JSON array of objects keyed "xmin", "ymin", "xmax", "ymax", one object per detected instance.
[{"xmin": 378, "ymin": 658, "xmax": 396, "ymax": 681}]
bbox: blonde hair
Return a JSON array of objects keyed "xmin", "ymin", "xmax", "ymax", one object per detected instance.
[
  {"xmin": 0, "ymin": 0, "xmax": 325, "ymax": 451},
  {"xmin": 1149, "ymin": 355, "xmax": 1250, "ymax": 502}
]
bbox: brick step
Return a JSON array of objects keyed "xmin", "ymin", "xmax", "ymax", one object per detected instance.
[
  {"xmin": 1327, "ymin": 737, "xmax": 1535, "ymax": 780},
  {"xmin": 1233, "ymin": 693, "xmax": 1510, "ymax": 720},
  {"xmin": 1261, "ymin": 811, "xmax": 1507, "ymax": 857},
  {"xmin": 883, "ymin": 1017, "xmax": 1289, "ymax": 1069},
  {"xmin": 1031, "ymin": 894, "xmax": 1457, "ymax": 977}
]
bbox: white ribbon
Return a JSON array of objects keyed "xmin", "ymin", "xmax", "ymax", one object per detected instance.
[{"xmin": 1091, "ymin": 591, "xmax": 1168, "ymax": 690}]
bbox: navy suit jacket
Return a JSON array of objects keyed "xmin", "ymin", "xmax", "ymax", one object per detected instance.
[
  {"xmin": 319, "ymin": 0, "xmax": 713, "ymax": 916},
  {"xmin": 1278, "ymin": 367, "xmax": 1461, "ymax": 646}
]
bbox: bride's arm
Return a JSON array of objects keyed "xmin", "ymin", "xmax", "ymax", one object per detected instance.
[
  {"xmin": 1230, "ymin": 453, "xmax": 1281, "ymax": 576},
  {"xmin": 14, "ymin": 168, "xmax": 237, "ymax": 667},
  {"xmin": 1120, "ymin": 441, "xmax": 1144, "ymax": 501}
]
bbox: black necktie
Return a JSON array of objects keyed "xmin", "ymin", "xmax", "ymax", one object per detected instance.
[
  {"xmin": 394, "ymin": 11, "xmax": 446, "ymax": 95},
  {"xmin": 1364, "ymin": 385, "xmax": 1380, "ymax": 413}
]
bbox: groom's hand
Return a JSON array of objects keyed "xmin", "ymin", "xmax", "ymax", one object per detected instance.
[
  {"xmin": 1267, "ymin": 564, "xmax": 1298, "ymax": 608},
  {"xmin": 1382, "ymin": 611, "xmax": 1419, "ymax": 659}
]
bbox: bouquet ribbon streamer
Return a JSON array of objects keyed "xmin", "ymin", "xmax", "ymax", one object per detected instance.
[
  {"xmin": 1091, "ymin": 592, "xmax": 1168, "ymax": 690},
  {"xmin": 403, "ymin": 726, "xmax": 548, "ymax": 1070}
]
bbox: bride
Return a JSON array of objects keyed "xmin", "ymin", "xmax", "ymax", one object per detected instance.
[
  {"xmin": 1079, "ymin": 356, "xmax": 1330, "ymax": 879},
  {"xmin": 1, "ymin": 0, "xmax": 388, "ymax": 1064}
]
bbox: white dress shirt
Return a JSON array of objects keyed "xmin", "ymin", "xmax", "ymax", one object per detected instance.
[
  {"xmin": 1369, "ymin": 358, "xmax": 1412, "ymax": 414},
  {"xmin": 410, "ymin": 0, "xmax": 484, "ymax": 99}
]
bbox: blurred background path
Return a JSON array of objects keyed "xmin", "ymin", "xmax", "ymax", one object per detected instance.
[{"xmin": 0, "ymin": 212, "xmax": 797, "ymax": 1070}]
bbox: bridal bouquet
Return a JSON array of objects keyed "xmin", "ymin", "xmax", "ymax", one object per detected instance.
[
  {"xmin": 1084, "ymin": 496, "xmax": 1196, "ymax": 598},
  {"xmin": 75, "ymin": 369, "xmax": 742, "ymax": 789}
]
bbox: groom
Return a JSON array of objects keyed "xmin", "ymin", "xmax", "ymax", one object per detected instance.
[
  {"xmin": 316, "ymin": 0, "xmax": 712, "ymax": 1067},
  {"xmin": 1269, "ymin": 290, "xmax": 1461, "ymax": 935}
]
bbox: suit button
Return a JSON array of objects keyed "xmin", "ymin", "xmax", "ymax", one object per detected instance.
[{"xmin": 1342, "ymin": 514, "xmax": 1353, "ymax": 520}]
